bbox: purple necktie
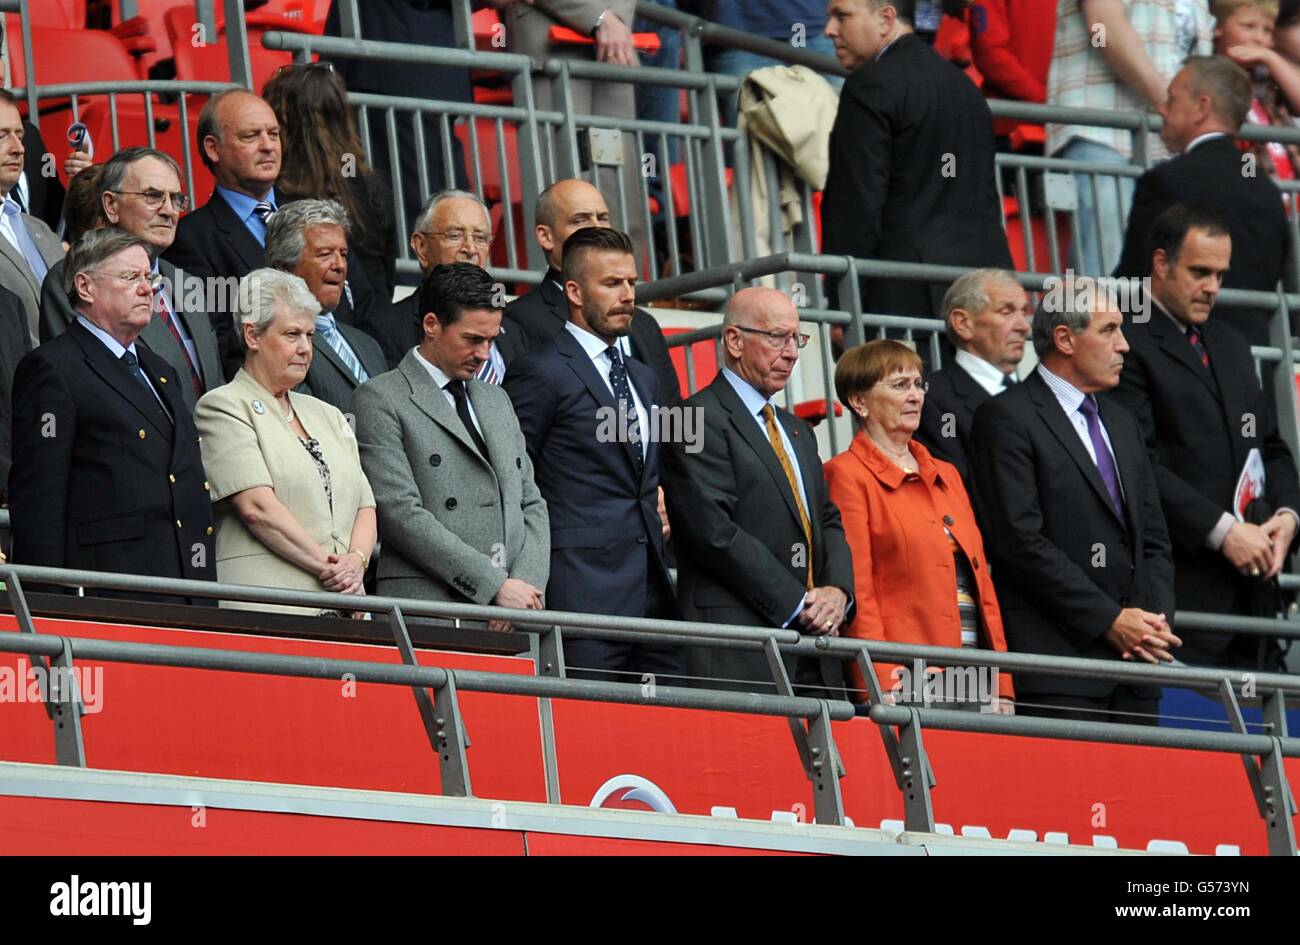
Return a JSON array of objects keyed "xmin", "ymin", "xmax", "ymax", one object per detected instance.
[{"xmin": 1079, "ymin": 395, "xmax": 1125, "ymax": 520}]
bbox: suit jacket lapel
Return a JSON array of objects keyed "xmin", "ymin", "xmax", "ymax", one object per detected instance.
[
  {"xmin": 1028, "ymin": 371, "xmax": 1124, "ymax": 528},
  {"xmin": 69, "ymin": 322, "xmax": 173, "ymax": 440},
  {"xmin": 342, "ymin": 323, "xmax": 386, "ymax": 379},
  {"xmin": 1204, "ymin": 320, "xmax": 1251, "ymax": 469},
  {"xmin": 711, "ymin": 375, "xmax": 806, "ymax": 531},
  {"xmin": 209, "ymin": 190, "xmax": 265, "ymax": 274},
  {"xmin": 946, "ymin": 361, "xmax": 991, "ymax": 419},
  {"xmin": 399, "ymin": 354, "xmax": 488, "ymax": 465},
  {"xmin": 312, "ymin": 333, "xmax": 356, "ymax": 388},
  {"xmin": 138, "ymin": 346, "xmax": 185, "ymax": 445},
  {"xmin": 0, "ymin": 236, "xmax": 39, "ymax": 297},
  {"xmin": 556, "ymin": 328, "xmax": 643, "ymax": 478},
  {"xmin": 1149, "ymin": 310, "xmax": 1219, "ymax": 400},
  {"xmin": 540, "ymin": 270, "xmax": 568, "ymax": 329},
  {"xmin": 161, "ymin": 258, "xmax": 221, "ymax": 387}
]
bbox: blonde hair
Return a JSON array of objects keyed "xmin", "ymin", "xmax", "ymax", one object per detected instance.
[{"xmin": 1212, "ymin": 0, "xmax": 1279, "ymax": 22}]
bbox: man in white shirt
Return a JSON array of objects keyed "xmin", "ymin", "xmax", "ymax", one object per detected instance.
[
  {"xmin": 0, "ymin": 89, "xmax": 65, "ymax": 346},
  {"xmin": 917, "ymin": 267, "xmax": 1031, "ymax": 483},
  {"xmin": 503, "ymin": 226, "xmax": 683, "ymax": 682}
]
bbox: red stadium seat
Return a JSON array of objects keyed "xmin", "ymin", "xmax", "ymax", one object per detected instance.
[
  {"xmin": 1002, "ymin": 194, "xmax": 1072, "ymax": 273},
  {"xmin": 164, "ymin": 6, "xmax": 303, "ymax": 88},
  {"xmin": 663, "ymin": 325, "xmax": 719, "ymax": 400},
  {"xmin": 6, "ymin": 26, "xmax": 139, "ymax": 116},
  {"xmin": 8, "ymin": 1, "xmax": 83, "ymax": 29},
  {"xmin": 454, "ymin": 118, "xmax": 522, "ymax": 206}
]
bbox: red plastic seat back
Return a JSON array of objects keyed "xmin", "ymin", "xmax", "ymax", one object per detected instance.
[{"xmin": 662, "ymin": 325, "xmax": 720, "ymax": 400}]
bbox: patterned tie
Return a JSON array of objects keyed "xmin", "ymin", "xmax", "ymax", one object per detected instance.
[
  {"xmin": 1188, "ymin": 325, "xmax": 1210, "ymax": 368},
  {"xmin": 476, "ymin": 343, "xmax": 501, "ymax": 384},
  {"xmin": 445, "ymin": 379, "xmax": 489, "ymax": 458},
  {"xmin": 252, "ymin": 200, "xmax": 276, "ymax": 225},
  {"xmin": 2, "ymin": 198, "xmax": 48, "ymax": 285},
  {"xmin": 762, "ymin": 403, "xmax": 814, "ymax": 589},
  {"xmin": 606, "ymin": 346, "xmax": 643, "ymax": 477},
  {"xmin": 315, "ymin": 315, "xmax": 368, "ymax": 385},
  {"xmin": 155, "ymin": 286, "xmax": 203, "ymax": 399},
  {"xmin": 121, "ymin": 350, "xmax": 172, "ymax": 425},
  {"xmin": 1079, "ymin": 395, "xmax": 1125, "ymax": 520}
]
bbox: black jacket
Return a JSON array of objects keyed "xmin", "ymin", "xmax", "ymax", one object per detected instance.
[
  {"xmin": 369, "ymin": 290, "xmax": 530, "ymax": 372},
  {"xmin": 1114, "ymin": 136, "xmax": 1288, "ymax": 347},
  {"xmin": 915, "ymin": 359, "xmax": 997, "ymax": 484},
  {"xmin": 8, "ymin": 321, "xmax": 215, "ymax": 601},
  {"xmin": 504, "ymin": 328, "xmax": 674, "ymax": 619},
  {"xmin": 0, "ymin": 283, "xmax": 31, "ymax": 495},
  {"xmin": 1104, "ymin": 304, "xmax": 1300, "ymax": 667},
  {"xmin": 505, "ymin": 269, "xmax": 682, "ymax": 407},
  {"xmin": 823, "ymin": 33, "xmax": 1012, "ymax": 316},
  {"xmin": 21, "ymin": 121, "xmax": 65, "ymax": 232},
  {"xmin": 662, "ymin": 373, "xmax": 855, "ymax": 693},
  {"xmin": 969, "ymin": 369, "xmax": 1175, "ymax": 698}
]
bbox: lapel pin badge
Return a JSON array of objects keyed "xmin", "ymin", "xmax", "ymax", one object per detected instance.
[{"xmin": 252, "ymin": 400, "xmax": 266, "ymax": 415}]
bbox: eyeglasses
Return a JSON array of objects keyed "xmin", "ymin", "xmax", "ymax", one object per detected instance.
[
  {"xmin": 733, "ymin": 325, "xmax": 811, "ymax": 349},
  {"xmin": 430, "ymin": 228, "xmax": 492, "ymax": 248},
  {"xmin": 87, "ymin": 269, "xmax": 164, "ymax": 290},
  {"xmin": 876, "ymin": 378, "xmax": 929, "ymax": 394},
  {"xmin": 112, "ymin": 189, "xmax": 191, "ymax": 213}
]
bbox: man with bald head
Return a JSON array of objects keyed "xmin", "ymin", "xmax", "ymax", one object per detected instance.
[
  {"xmin": 969, "ymin": 279, "xmax": 1178, "ymax": 723},
  {"xmin": 164, "ymin": 89, "xmax": 372, "ymax": 375},
  {"xmin": 368, "ymin": 189, "xmax": 527, "ymax": 371},
  {"xmin": 663, "ymin": 286, "xmax": 855, "ymax": 695},
  {"xmin": 506, "ymin": 178, "xmax": 680, "ymax": 406}
]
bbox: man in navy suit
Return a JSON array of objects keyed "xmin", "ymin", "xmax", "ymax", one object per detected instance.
[{"xmin": 504, "ymin": 227, "xmax": 684, "ymax": 683}]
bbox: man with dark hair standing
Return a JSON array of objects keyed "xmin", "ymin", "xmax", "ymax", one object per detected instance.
[
  {"xmin": 8, "ymin": 228, "xmax": 215, "ymax": 602},
  {"xmin": 970, "ymin": 279, "xmax": 1179, "ymax": 724},
  {"xmin": 504, "ymin": 227, "xmax": 683, "ymax": 682},
  {"xmin": 1115, "ymin": 57, "xmax": 1287, "ymax": 347},
  {"xmin": 352, "ymin": 263, "xmax": 549, "ymax": 624},
  {"xmin": 822, "ymin": 0, "xmax": 1011, "ymax": 317},
  {"xmin": 506, "ymin": 178, "xmax": 680, "ymax": 407},
  {"xmin": 1107, "ymin": 203, "xmax": 1300, "ymax": 671}
]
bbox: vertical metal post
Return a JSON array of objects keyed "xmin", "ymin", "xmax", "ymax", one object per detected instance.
[
  {"xmin": 432, "ymin": 672, "xmax": 473, "ymax": 797},
  {"xmin": 555, "ymin": 62, "xmax": 582, "ymax": 180},
  {"xmin": 838, "ymin": 257, "xmax": 865, "ymax": 348},
  {"xmin": 511, "ymin": 66, "xmax": 547, "ymax": 271},
  {"xmin": 384, "ymin": 605, "xmax": 453, "ymax": 774},
  {"xmin": 451, "ymin": 0, "xmax": 475, "ymax": 51},
  {"xmin": 806, "ymin": 701, "xmax": 846, "ymax": 826},
  {"xmin": 1271, "ymin": 289, "xmax": 1300, "ymax": 467},
  {"xmin": 336, "ymin": 0, "xmax": 361, "ymax": 39},
  {"xmin": 49, "ymin": 638, "xmax": 87, "ymax": 767},
  {"xmin": 696, "ymin": 77, "xmax": 733, "ymax": 269},
  {"xmin": 533, "ymin": 627, "xmax": 566, "ymax": 805},
  {"xmin": 18, "ymin": 0, "xmax": 37, "ymax": 119},
  {"xmin": 897, "ymin": 708, "xmax": 935, "ymax": 833},
  {"xmin": 222, "ymin": 0, "xmax": 253, "ymax": 89}
]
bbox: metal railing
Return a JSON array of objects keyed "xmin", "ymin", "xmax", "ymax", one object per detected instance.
[{"xmin": 0, "ymin": 562, "xmax": 1297, "ymax": 852}]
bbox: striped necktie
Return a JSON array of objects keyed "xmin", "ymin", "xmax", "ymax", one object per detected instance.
[
  {"xmin": 315, "ymin": 315, "xmax": 368, "ymax": 385},
  {"xmin": 253, "ymin": 200, "xmax": 275, "ymax": 225}
]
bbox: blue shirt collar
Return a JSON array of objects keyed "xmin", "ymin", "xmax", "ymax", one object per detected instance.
[
  {"xmin": 721, "ymin": 365, "xmax": 778, "ymax": 418},
  {"xmin": 76, "ymin": 314, "xmax": 137, "ymax": 360},
  {"xmin": 215, "ymin": 185, "xmax": 276, "ymax": 223}
]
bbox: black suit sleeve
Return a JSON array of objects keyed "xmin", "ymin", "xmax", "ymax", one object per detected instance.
[
  {"xmin": 822, "ymin": 74, "xmax": 893, "ymax": 263},
  {"xmin": 1114, "ymin": 171, "xmax": 1173, "ymax": 278},
  {"xmin": 916, "ymin": 379, "xmax": 965, "ymax": 473},
  {"xmin": 1125, "ymin": 411, "xmax": 1177, "ymax": 617},
  {"xmin": 810, "ymin": 451, "xmax": 856, "ymax": 607},
  {"xmin": 1105, "ymin": 350, "xmax": 1225, "ymax": 553},
  {"xmin": 8, "ymin": 352, "xmax": 75, "ymax": 568},
  {"xmin": 969, "ymin": 399, "xmax": 1125, "ymax": 645},
  {"xmin": 662, "ymin": 408, "xmax": 809, "ymax": 623}
]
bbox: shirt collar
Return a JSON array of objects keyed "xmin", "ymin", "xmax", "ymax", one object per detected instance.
[
  {"xmin": 216, "ymin": 185, "xmax": 276, "ymax": 222},
  {"xmin": 721, "ymin": 365, "xmax": 778, "ymax": 418},
  {"xmin": 413, "ymin": 346, "xmax": 454, "ymax": 391},
  {"xmin": 1185, "ymin": 131, "xmax": 1230, "ymax": 153},
  {"xmin": 1149, "ymin": 295, "xmax": 1189, "ymax": 334},
  {"xmin": 564, "ymin": 320, "xmax": 618, "ymax": 361},
  {"xmin": 315, "ymin": 311, "xmax": 338, "ymax": 332},
  {"xmin": 76, "ymin": 314, "xmax": 136, "ymax": 360},
  {"xmin": 1036, "ymin": 362, "xmax": 1088, "ymax": 415},
  {"xmin": 953, "ymin": 348, "xmax": 1013, "ymax": 396}
]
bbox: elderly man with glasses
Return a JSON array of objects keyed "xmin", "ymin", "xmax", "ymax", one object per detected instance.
[
  {"xmin": 662, "ymin": 286, "xmax": 856, "ymax": 695},
  {"xmin": 367, "ymin": 189, "xmax": 527, "ymax": 373},
  {"xmin": 8, "ymin": 227, "xmax": 216, "ymax": 603},
  {"xmin": 40, "ymin": 147, "xmax": 223, "ymax": 415}
]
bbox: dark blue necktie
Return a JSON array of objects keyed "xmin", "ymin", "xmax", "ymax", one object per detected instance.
[
  {"xmin": 121, "ymin": 350, "xmax": 171, "ymax": 425},
  {"xmin": 606, "ymin": 346, "xmax": 643, "ymax": 477}
]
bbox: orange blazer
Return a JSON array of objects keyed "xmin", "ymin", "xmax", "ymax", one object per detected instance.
[{"xmin": 824, "ymin": 432, "xmax": 1014, "ymax": 700}]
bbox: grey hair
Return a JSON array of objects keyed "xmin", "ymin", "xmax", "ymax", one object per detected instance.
[
  {"xmin": 64, "ymin": 227, "xmax": 151, "ymax": 310},
  {"xmin": 1031, "ymin": 276, "xmax": 1120, "ymax": 359},
  {"xmin": 941, "ymin": 268, "xmax": 1022, "ymax": 345},
  {"xmin": 96, "ymin": 146, "xmax": 182, "ymax": 206},
  {"xmin": 234, "ymin": 268, "xmax": 321, "ymax": 350},
  {"xmin": 264, "ymin": 198, "xmax": 350, "ymax": 272},
  {"xmin": 412, "ymin": 188, "xmax": 489, "ymax": 237}
]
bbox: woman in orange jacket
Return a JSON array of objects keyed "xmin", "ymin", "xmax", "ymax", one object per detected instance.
[{"xmin": 824, "ymin": 340, "xmax": 1014, "ymax": 712}]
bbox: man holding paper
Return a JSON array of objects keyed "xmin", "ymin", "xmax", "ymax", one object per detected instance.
[{"xmin": 1107, "ymin": 203, "xmax": 1300, "ymax": 670}]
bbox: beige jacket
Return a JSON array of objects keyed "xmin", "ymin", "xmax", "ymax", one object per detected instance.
[{"xmin": 195, "ymin": 368, "xmax": 375, "ymax": 612}]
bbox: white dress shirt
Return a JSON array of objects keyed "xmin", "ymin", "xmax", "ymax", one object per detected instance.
[
  {"xmin": 1036, "ymin": 363, "xmax": 1126, "ymax": 503},
  {"xmin": 565, "ymin": 321, "xmax": 649, "ymax": 462},
  {"xmin": 954, "ymin": 348, "xmax": 1016, "ymax": 397},
  {"xmin": 76, "ymin": 315, "xmax": 167, "ymax": 410},
  {"xmin": 412, "ymin": 347, "xmax": 484, "ymax": 440}
]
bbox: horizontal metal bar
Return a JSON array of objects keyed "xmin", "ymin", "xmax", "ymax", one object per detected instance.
[
  {"xmin": 11, "ymin": 80, "xmax": 239, "ymax": 98},
  {"xmin": 868, "ymin": 704, "xmax": 1300, "ymax": 757},
  {"xmin": 0, "ymin": 632, "xmax": 851, "ymax": 721},
  {"xmin": 539, "ymin": 58, "xmax": 741, "ymax": 92},
  {"xmin": 261, "ymin": 31, "xmax": 535, "ymax": 72}
]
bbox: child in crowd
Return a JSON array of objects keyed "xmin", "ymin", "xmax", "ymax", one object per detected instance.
[{"xmin": 1213, "ymin": 0, "xmax": 1300, "ymax": 177}]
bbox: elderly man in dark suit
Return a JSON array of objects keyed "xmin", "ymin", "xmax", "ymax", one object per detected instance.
[
  {"xmin": 505, "ymin": 227, "xmax": 683, "ymax": 682},
  {"xmin": 265, "ymin": 200, "xmax": 387, "ymax": 415},
  {"xmin": 1115, "ymin": 57, "xmax": 1287, "ymax": 348},
  {"xmin": 970, "ymin": 278, "xmax": 1180, "ymax": 724},
  {"xmin": 352, "ymin": 263, "xmax": 549, "ymax": 625},
  {"xmin": 1107, "ymin": 203, "xmax": 1300, "ymax": 672},
  {"xmin": 0, "ymin": 90, "xmax": 66, "ymax": 348},
  {"xmin": 916, "ymin": 268, "xmax": 1030, "ymax": 483},
  {"xmin": 8, "ymin": 228, "xmax": 215, "ymax": 602},
  {"xmin": 822, "ymin": 0, "xmax": 1011, "ymax": 317},
  {"xmin": 367, "ymin": 189, "xmax": 527, "ymax": 372},
  {"xmin": 506, "ymin": 179, "xmax": 680, "ymax": 407},
  {"xmin": 39, "ymin": 148, "xmax": 223, "ymax": 415},
  {"xmin": 663, "ymin": 286, "xmax": 855, "ymax": 695},
  {"xmin": 163, "ymin": 90, "xmax": 373, "ymax": 376}
]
